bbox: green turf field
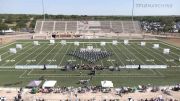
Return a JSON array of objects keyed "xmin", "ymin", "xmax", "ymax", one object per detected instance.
[{"xmin": 0, "ymin": 39, "xmax": 180, "ymax": 87}]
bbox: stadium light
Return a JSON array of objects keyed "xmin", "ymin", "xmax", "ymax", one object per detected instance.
[
  {"xmin": 131, "ymin": 0, "xmax": 134, "ymax": 22},
  {"xmin": 42, "ymin": 0, "xmax": 45, "ymax": 21}
]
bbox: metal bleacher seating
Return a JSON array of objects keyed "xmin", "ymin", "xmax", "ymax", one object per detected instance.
[
  {"xmin": 34, "ymin": 20, "xmax": 142, "ymax": 34},
  {"xmin": 54, "ymin": 21, "xmax": 66, "ymax": 33}
]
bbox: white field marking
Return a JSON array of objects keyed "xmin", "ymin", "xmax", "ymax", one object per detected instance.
[
  {"xmin": 134, "ymin": 43, "xmax": 166, "ymax": 65},
  {"xmin": 70, "ymin": 44, "xmax": 78, "ymax": 63},
  {"xmin": 0, "ymin": 66, "xmax": 14, "ymax": 68},
  {"xmin": 28, "ymin": 74, "xmax": 164, "ymax": 78},
  {"xmin": 37, "ymin": 43, "xmax": 59, "ymax": 65},
  {"xmin": 0, "ymin": 42, "xmax": 15, "ymax": 50},
  {"xmin": 81, "ymin": 41, "xmax": 85, "ymax": 65},
  {"xmin": 95, "ymin": 42, "xmax": 104, "ymax": 66},
  {"xmin": 117, "ymin": 44, "xmax": 135, "ymax": 65},
  {"xmin": 107, "ymin": 43, "xmax": 123, "ymax": 66},
  {"xmin": 154, "ymin": 70, "xmax": 165, "ymax": 77},
  {"xmin": 15, "ymin": 43, "xmax": 46, "ymax": 65},
  {"xmin": 0, "ymin": 42, "xmax": 30, "ymax": 58},
  {"xmin": 29, "ymin": 72, "xmax": 156, "ymax": 76},
  {"xmin": 27, "ymin": 69, "xmax": 33, "ymax": 75},
  {"xmin": 16, "ymin": 40, "xmax": 160, "ymax": 44},
  {"xmin": 159, "ymin": 47, "xmax": 179, "ymax": 61},
  {"xmin": 122, "ymin": 43, "xmax": 145, "ymax": 65},
  {"xmin": 110, "ymin": 44, "xmax": 126, "ymax": 66},
  {"xmin": 159, "ymin": 40, "xmax": 180, "ymax": 51},
  {"xmin": 102, "ymin": 44, "xmax": 114, "ymax": 66},
  {"xmin": 18, "ymin": 70, "xmax": 27, "ymax": 78},
  {"xmin": 144, "ymin": 45, "xmax": 169, "ymax": 65},
  {"xmin": 48, "ymin": 44, "xmax": 65, "ymax": 65},
  {"xmin": 58, "ymin": 44, "xmax": 71, "ymax": 66},
  {"xmin": 147, "ymin": 44, "xmax": 178, "ymax": 66},
  {"xmin": 125, "ymin": 43, "xmax": 146, "ymax": 64},
  {"xmin": 6, "ymin": 46, "xmax": 34, "ymax": 65},
  {"xmin": 131, "ymin": 43, "xmax": 155, "ymax": 65},
  {"xmin": 158, "ymin": 42, "xmax": 180, "ymax": 57},
  {"xmin": 0, "ymin": 69, "xmax": 24, "ymax": 71},
  {"xmin": 114, "ymin": 43, "xmax": 131, "ymax": 64},
  {"xmin": 1, "ymin": 43, "xmax": 32, "ymax": 66},
  {"xmin": 26, "ymin": 43, "xmax": 52, "ymax": 65},
  {"xmin": 131, "ymin": 44, "xmax": 157, "ymax": 75},
  {"xmin": 2, "ymin": 43, "xmax": 34, "ymax": 65}
]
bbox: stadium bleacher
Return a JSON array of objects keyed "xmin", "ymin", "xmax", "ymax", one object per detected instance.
[{"xmin": 34, "ymin": 20, "xmax": 142, "ymax": 34}]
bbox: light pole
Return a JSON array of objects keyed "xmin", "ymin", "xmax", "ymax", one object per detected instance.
[
  {"xmin": 42, "ymin": 0, "xmax": 45, "ymax": 21},
  {"xmin": 131, "ymin": 0, "xmax": 135, "ymax": 22}
]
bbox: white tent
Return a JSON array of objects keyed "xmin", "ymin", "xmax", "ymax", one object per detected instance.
[
  {"xmin": 74, "ymin": 41, "xmax": 79, "ymax": 46},
  {"xmin": 50, "ymin": 40, "xmax": 55, "ymax": 44},
  {"xmin": 100, "ymin": 42, "xmax": 106, "ymax": 46},
  {"xmin": 163, "ymin": 48, "xmax": 170, "ymax": 54},
  {"xmin": 124, "ymin": 40, "xmax": 129, "ymax": 45},
  {"xmin": 16, "ymin": 44, "xmax": 22, "ymax": 49},
  {"xmin": 26, "ymin": 80, "xmax": 42, "ymax": 88},
  {"xmin": 101, "ymin": 80, "xmax": 113, "ymax": 88},
  {"xmin": 61, "ymin": 40, "xmax": 66, "ymax": 45},
  {"xmin": 140, "ymin": 42, "xmax": 146, "ymax": 46},
  {"xmin": 33, "ymin": 41, "xmax": 40, "ymax": 46},
  {"xmin": 42, "ymin": 80, "xmax": 57, "ymax": 89},
  {"xmin": 153, "ymin": 44, "xmax": 159, "ymax": 49},
  {"xmin": 9, "ymin": 48, "xmax": 17, "ymax": 54},
  {"xmin": 112, "ymin": 40, "xmax": 118, "ymax": 45}
]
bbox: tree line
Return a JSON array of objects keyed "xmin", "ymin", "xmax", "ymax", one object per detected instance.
[{"xmin": 0, "ymin": 14, "xmax": 180, "ymax": 34}]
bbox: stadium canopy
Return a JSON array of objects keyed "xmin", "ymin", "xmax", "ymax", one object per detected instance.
[
  {"xmin": 101, "ymin": 80, "xmax": 114, "ymax": 88},
  {"xmin": 42, "ymin": 80, "xmax": 57, "ymax": 89},
  {"xmin": 26, "ymin": 80, "xmax": 42, "ymax": 88}
]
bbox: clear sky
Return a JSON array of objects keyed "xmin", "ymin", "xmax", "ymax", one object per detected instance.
[{"xmin": 0, "ymin": 0, "xmax": 180, "ymax": 16}]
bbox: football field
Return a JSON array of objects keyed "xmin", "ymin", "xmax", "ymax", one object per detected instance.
[{"xmin": 0, "ymin": 39, "xmax": 180, "ymax": 87}]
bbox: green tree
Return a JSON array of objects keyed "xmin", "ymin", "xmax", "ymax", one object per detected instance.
[
  {"xmin": 29, "ymin": 20, "xmax": 36, "ymax": 28},
  {"xmin": 16, "ymin": 21, "xmax": 26, "ymax": 28},
  {"xmin": 161, "ymin": 17, "xmax": 175, "ymax": 32},
  {"xmin": 0, "ymin": 23, "xmax": 8, "ymax": 35}
]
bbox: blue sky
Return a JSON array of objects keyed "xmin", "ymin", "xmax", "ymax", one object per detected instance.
[{"xmin": 0, "ymin": 0, "xmax": 180, "ymax": 16}]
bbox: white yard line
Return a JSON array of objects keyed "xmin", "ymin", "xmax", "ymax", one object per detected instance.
[
  {"xmin": 81, "ymin": 41, "xmax": 85, "ymax": 65},
  {"xmin": 94, "ymin": 42, "xmax": 104, "ymax": 67},
  {"xmin": 156, "ymin": 41, "xmax": 180, "ymax": 57},
  {"xmin": 131, "ymin": 44, "xmax": 158, "ymax": 75},
  {"xmin": 37, "ymin": 43, "xmax": 59, "ymax": 65},
  {"xmin": 131, "ymin": 44, "xmax": 156, "ymax": 65},
  {"xmin": 159, "ymin": 47, "xmax": 179, "ymax": 60},
  {"xmin": 0, "ymin": 42, "xmax": 15, "ymax": 49},
  {"xmin": 26, "ymin": 44, "xmax": 52, "ymax": 65},
  {"xmin": 146, "ymin": 44, "xmax": 178, "ymax": 66},
  {"xmin": 102, "ymin": 44, "xmax": 114, "ymax": 66},
  {"xmin": 48, "ymin": 44, "xmax": 64, "ymax": 65},
  {"xmin": 1, "ymin": 43, "xmax": 33, "ymax": 66},
  {"xmin": 15, "ymin": 44, "xmax": 46, "ymax": 65},
  {"xmin": 58, "ymin": 44, "xmax": 71, "ymax": 66},
  {"xmin": 109, "ymin": 44, "xmax": 125, "ymax": 66},
  {"xmin": 121, "ymin": 44, "xmax": 144, "ymax": 65},
  {"xmin": 115, "ymin": 44, "xmax": 131, "ymax": 65},
  {"xmin": 143, "ymin": 45, "xmax": 169, "ymax": 65},
  {"xmin": 0, "ymin": 42, "xmax": 30, "ymax": 59},
  {"xmin": 118, "ymin": 44, "xmax": 135, "ymax": 65},
  {"xmin": 104, "ymin": 44, "xmax": 116, "ymax": 66},
  {"xmin": 159, "ymin": 40, "xmax": 180, "ymax": 51},
  {"xmin": 19, "ymin": 70, "xmax": 27, "ymax": 78},
  {"xmin": 27, "ymin": 69, "xmax": 33, "ymax": 75}
]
